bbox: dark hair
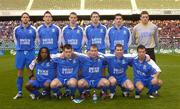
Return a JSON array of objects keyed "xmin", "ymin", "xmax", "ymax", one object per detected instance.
[
  {"xmin": 90, "ymin": 11, "xmax": 100, "ymax": 18},
  {"xmin": 37, "ymin": 47, "xmax": 51, "ymax": 63},
  {"xmin": 90, "ymin": 44, "xmax": 98, "ymax": 49},
  {"xmin": 43, "ymin": 11, "xmax": 52, "ymax": 17},
  {"xmin": 70, "ymin": 12, "xmax": 77, "ymax": 16},
  {"xmin": 21, "ymin": 12, "xmax": 30, "ymax": 18},
  {"xmin": 137, "ymin": 45, "xmax": 146, "ymax": 51},
  {"xmin": 140, "ymin": 11, "xmax": 149, "ymax": 16},
  {"xmin": 115, "ymin": 44, "xmax": 123, "ymax": 50},
  {"xmin": 63, "ymin": 44, "xmax": 73, "ymax": 51},
  {"xmin": 114, "ymin": 13, "xmax": 123, "ymax": 19}
]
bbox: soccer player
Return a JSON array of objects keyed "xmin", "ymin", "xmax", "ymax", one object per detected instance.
[
  {"xmin": 85, "ymin": 11, "xmax": 107, "ymax": 53},
  {"xmin": 26, "ymin": 47, "xmax": 56, "ymax": 100},
  {"xmin": 132, "ymin": 11, "xmax": 159, "ymax": 62},
  {"xmin": 132, "ymin": 45, "xmax": 162, "ymax": 99},
  {"xmin": 61, "ymin": 12, "xmax": 85, "ymax": 53},
  {"xmin": 106, "ymin": 13, "xmax": 131, "ymax": 54},
  {"xmin": 78, "ymin": 44, "xmax": 110, "ymax": 99},
  {"xmin": 13, "ymin": 12, "xmax": 37, "ymax": 99},
  {"xmin": 50, "ymin": 44, "xmax": 80, "ymax": 100},
  {"xmin": 37, "ymin": 11, "xmax": 61, "ymax": 54},
  {"xmin": 103, "ymin": 44, "xmax": 134, "ymax": 99}
]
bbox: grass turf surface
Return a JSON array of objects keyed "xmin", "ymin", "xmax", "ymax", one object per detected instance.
[{"xmin": 0, "ymin": 54, "xmax": 180, "ymax": 109}]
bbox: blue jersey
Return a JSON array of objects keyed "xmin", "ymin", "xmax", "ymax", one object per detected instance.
[
  {"xmin": 105, "ymin": 55, "xmax": 132, "ymax": 78},
  {"xmin": 62, "ymin": 25, "xmax": 84, "ymax": 52},
  {"xmin": 132, "ymin": 58, "xmax": 157, "ymax": 80},
  {"xmin": 29, "ymin": 59, "xmax": 56, "ymax": 82},
  {"xmin": 80, "ymin": 56, "xmax": 106, "ymax": 80},
  {"xmin": 107, "ymin": 25, "xmax": 131, "ymax": 53},
  {"xmin": 13, "ymin": 24, "xmax": 36, "ymax": 51},
  {"xmin": 37, "ymin": 23, "xmax": 61, "ymax": 53},
  {"xmin": 85, "ymin": 23, "xmax": 107, "ymax": 52},
  {"xmin": 52, "ymin": 56, "xmax": 81, "ymax": 79}
]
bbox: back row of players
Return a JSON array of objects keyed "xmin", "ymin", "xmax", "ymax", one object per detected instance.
[{"xmin": 13, "ymin": 11, "xmax": 161, "ymax": 100}]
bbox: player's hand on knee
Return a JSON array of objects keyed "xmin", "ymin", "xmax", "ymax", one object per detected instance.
[{"xmin": 151, "ymin": 77, "xmax": 158, "ymax": 85}]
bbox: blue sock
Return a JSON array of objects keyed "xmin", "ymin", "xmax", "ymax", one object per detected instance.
[
  {"xmin": 69, "ymin": 86, "xmax": 76, "ymax": 95},
  {"xmin": 154, "ymin": 85, "xmax": 161, "ymax": 91},
  {"xmin": 102, "ymin": 86, "xmax": 108, "ymax": 93},
  {"xmin": 52, "ymin": 87, "xmax": 60, "ymax": 96},
  {"xmin": 109, "ymin": 85, "xmax": 116, "ymax": 93},
  {"xmin": 148, "ymin": 85, "xmax": 161, "ymax": 94},
  {"xmin": 16, "ymin": 77, "xmax": 23, "ymax": 94},
  {"xmin": 135, "ymin": 89, "xmax": 141, "ymax": 95},
  {"xmin": 30, "ymin": 90, "xmax": 40, "ymax": 96},
  {"xmin": 65, "ymin": 87, "xmax": 70, "ymax": 94},
  {"xmin": 78, "ymin": 87, "xmax": 84, "ymax": 94}
]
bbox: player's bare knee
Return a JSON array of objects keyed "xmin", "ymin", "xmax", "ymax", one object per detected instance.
[
  {"xmin": 78, "ymin": 79, "xmax": 86, "ymax": 88},
  {"xmin": 158, "ymin": 79, "xmax": 163, "ymax": 86},
  {"xmin": 109, "ymin": 77, "xmax": 117, "ymax": 86},
  {"xmin": 104, "ymin": 79, "xmax": 110, "ymax": 86},
  {"xmin": 25, "ymin": 83, "xmax": 33, "ymax": 91},
  {"xmin": 50, "ymin": 81, "xmax": 58, "ymax": 88},
  {"xmin": 136, "ymin": 82, "xmax": 144, "ymax": 91},
  {"xmin": 128, "ymin": 84, "xmax": 134, "ymax": 91},
  {"xmin": 44, "ymin": 82, "xmax": 50, "ymax": 88},
  {"xmin": 17, "ymin": 70, "xmax": 23, "ymax": 77},
  {"xmin": 68, "ymin": 78, "xmax": 77, "ymax": 87}
]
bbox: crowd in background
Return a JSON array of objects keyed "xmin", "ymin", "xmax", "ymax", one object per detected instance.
[{"xmin": 0, "ymin": 20, "xmax": 180, "ymax": 49}]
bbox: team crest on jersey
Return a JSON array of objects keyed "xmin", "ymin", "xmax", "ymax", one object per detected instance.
[
  {"xmin": 77, "ymin": 30, "xmax": 80, "ymax": 34},
  {"xmin": 123, "ymin": 31, "xmax": 126, "ymax": 35},
  {"xmin": 143, "ymin": 65, "xmax": 147, "ymax": 70},
  {"xmin": 100, "ymin": 29, "xmax": 104, "ymax": 33},
  {"xmin": 98, "ymin": 58, "xmax": 101, "ymax": 62},
  {"xmin": 122, "ymin": 59, "xmax": 126, "ymax": 64},
  {"xmin": 73, "ymin": 59, "xmax": 76, "ymax": 64},
  {"xmin": 52, "ymin": 28, "xmax": 55, "ymax": 32},
  {"xmin": 46, "ymin": 62, "xmax": 50, "ymax": 67},
  {"xmin": 41, "ymin": 63, "xmax": 45, "ymax": 66},
  {"xmin": 29, "ymin": 29, "xmax": 32, "ymax": 34}
]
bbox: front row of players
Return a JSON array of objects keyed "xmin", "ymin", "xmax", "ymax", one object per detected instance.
[{"xmin": 24, "ymin": 44, "xmax": 162, "ymax": 100}]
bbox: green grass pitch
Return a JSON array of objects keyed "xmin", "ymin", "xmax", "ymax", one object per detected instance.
[{"xmin": 0, "ymin": 53, "xmax": 180, "ymax": 109}]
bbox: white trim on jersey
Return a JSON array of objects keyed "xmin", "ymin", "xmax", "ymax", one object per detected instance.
[
  {"xmin": 13, "ymin": 26, "xmax": 20, "ymax": 45},
  {"xmin": 36, "ymin": 25, "xmax": 43, "ymax": 46},
  {"xmin": 53, "ymin": 24, "xmax": 61, "ymax": 48},
  {"xmin": 29, "ymin": 59, "xmax": 37, "ymax": 71},
  {"xmin": 61, "ymin": 25, "xmax": 68, "ymax": 46},
  {"xmin": 84, "ymin": 25, "xmax": 91, "ymax": 46},
  {"xmin": 148, "ymin": 59, "xmax": 161, "ymax": 73}
]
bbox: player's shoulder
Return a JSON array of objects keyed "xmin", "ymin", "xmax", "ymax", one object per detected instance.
[
  {"xmin": 52, "ymin": 23, "xmax": 61, "ymax": 30},
  {"xmin": 107, "ymin": 26, "xmax": 114, "ymax": 32},
  {"xmin": 135, "ymin": 23, "xmax": 141, "ymax": 28},
  {"xmin": 37, "ymin": 24, "xmax": 44, "ymax": 31},
  {"xmin": 100, "ymin": 24, "xmax": 107, "ymax": 30},
  {"xmin": 77, "ymin": 25, "xmax": 84, "ymax": 31},
  {"xmin": 29, "ymin": 25, "xmax": 37, "ymax": 31},
  {"xmin": 13, "ymin": 25, "xmax": 21, "ymax": 32},
  {"xmin": 122, "ymin": 26, "xmax": 130, "ymax": 31},
  {"xmin": 85, "ymin": 24, "xmax": 91, "ymax": 31}
]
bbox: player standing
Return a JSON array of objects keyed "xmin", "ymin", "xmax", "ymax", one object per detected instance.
[
  {"xmin": 37, "ymin": 11, "xmax": 61, "ymax": 54},
  {"xmin": 61, "ymin": 12, "xmax": 85, "ymax": 53},
  {"xmin": 106, "ymin": 13, "xmax": 131, "ymax": 54},
  {"xmin": 13, "ymin": 12, "xmax": 37, "ymax": 99},
  {"xmin": 132, "ymin": 11, "xmax": 159, "ymax": 62}
]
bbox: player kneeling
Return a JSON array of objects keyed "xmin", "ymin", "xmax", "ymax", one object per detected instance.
[
  {"xmin": 133, "ymin": 45, "xmax": 163, "ymax": 99},
  {"xmin": 78, "ymin": 44, "xmax": 110, "ymax": 99},
  {"xmin": 26, "ymin": 47, "xmax": 56, "ymax": 100},
  {"xmin": 102, "ymin": 44, "xmax": 134, "ymax": 99},
  {"xmin": 50, "ymin": 44, "xmax": 81, "ymax": 100}
]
